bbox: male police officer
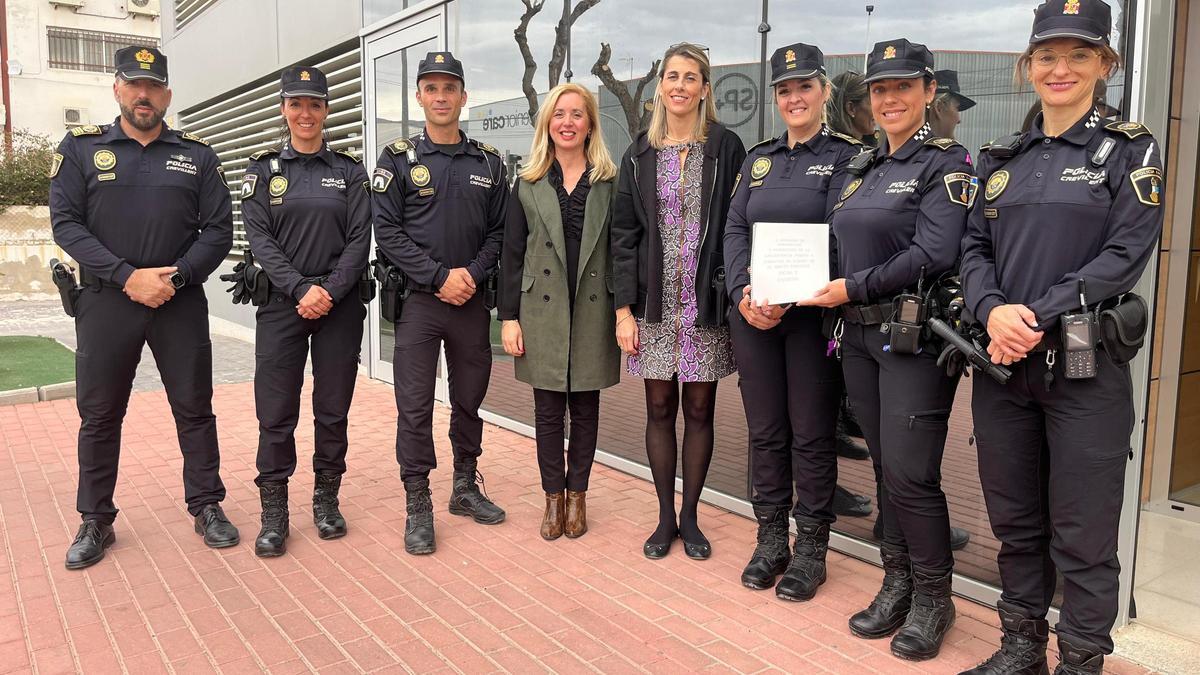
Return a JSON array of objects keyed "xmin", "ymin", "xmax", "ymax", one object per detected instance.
[
  {"xmin": 50, "ymin": 46, "xmax": 238, "ymax": 569},
  {"xmin": 371, "ymin": 51, "xmax": 507, "ymax": 555}
]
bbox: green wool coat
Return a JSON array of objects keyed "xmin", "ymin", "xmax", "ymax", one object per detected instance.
[{"xmin": 513, "ymin": 175, "xmax": 620, "ymax": 392}]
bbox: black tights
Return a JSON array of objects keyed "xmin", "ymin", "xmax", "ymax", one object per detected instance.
[{"xmin": 643, "ymin": 378, "xmax": 718, "ymax": 546}]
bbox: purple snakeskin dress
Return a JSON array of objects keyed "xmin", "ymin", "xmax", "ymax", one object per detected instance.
[{"xmin": 626, "ymin": 141, "xmax": 735, "ymax": 382}]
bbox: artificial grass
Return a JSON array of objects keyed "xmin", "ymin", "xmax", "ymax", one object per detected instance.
[{"xmin": 0, "ymin": 336, "xmax": 75, "ymax": 391}]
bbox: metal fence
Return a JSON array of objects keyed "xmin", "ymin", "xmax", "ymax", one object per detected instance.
[{"xmin": 46, "ymin": 27, "xmax": 160, "ymax": 74}]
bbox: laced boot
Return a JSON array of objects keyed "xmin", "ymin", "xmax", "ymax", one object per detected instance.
[
  {"xmin": 960, "ymin": 603, "xmax": 1049, "ymax": 675},
  {"xmin": 312, "ymin": 472, "xmax": 347, "ymax": 540},
  {"xmin": 564, "ymin": 490, "xmax": 587, "ymax": 538},
  {"xmin": 448, "ymin": 460, "xmax": 506, "ymax": 524},
  {"xmin": 849, "ymin": 544, "xmax": 913, "ymax": 638},
  {"xmin": 740, "ymin": 503, "xmax": 791, "ymax": 590},
  {"xmin": 1053, "ymin": 636, "xmax": 1103, "ymax": 675},
  {"xmin": 404, "ymin": 478, "xmax": 436, "ymax": 555},
  {"xmin": 891, "ymin": 566, "xmax": 956, "ymax": 661},
  {"xmin": 541, "ymin": 491, "xmax": 565, "ymax": 540},
  {"xmin": 774, "ymin": 517, "xmax": 829, "ymax": 601},
  {"xmin": 255, "ymin": 481, "xmax": 289, "ymax": 557}
]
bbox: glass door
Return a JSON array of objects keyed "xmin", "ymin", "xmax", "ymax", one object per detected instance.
[{"xmin": 362, "ymin": 6, "xmax": 444, "ymax": 384}]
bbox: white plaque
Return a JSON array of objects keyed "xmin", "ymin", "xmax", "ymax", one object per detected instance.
[{"xmin": 749, "ymin": 222, "xmax": 830, "ymax": 305}]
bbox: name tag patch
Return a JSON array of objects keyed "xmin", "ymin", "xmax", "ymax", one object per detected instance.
[
  {"xmin": 806, "ymin": 164, "xmax": 833, "ymax": 177},
  {"xmin": 469, "ymin": 174, "xmax": 493, "ymax": 188},
  {"xmin": 165, "ymin": 158, "xmax": 198, "ymax": 176},
  {"xmin": 321, "ymin": 176, "xmax": 347, "ymax": 190},
  {"xmin": 1060, "ymin": 166, "xmax": 1106, "ymax": 185},
  {"xmin": 885, "ymin": 179, "xmax": 920, "ymax": 195}
]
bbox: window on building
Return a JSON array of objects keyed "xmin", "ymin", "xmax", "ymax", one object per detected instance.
[{"xmin": 46, "ymin": 27, "xmax": 159, "ymax": 74}]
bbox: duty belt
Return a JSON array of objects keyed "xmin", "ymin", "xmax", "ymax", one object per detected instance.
[
  {"xmin": 842, "ymin": 302, "xmax": 894, "ymax": 326},
  {"xmin": 78, "ymin": 268, "xmax": 122, "ymax": 289}
]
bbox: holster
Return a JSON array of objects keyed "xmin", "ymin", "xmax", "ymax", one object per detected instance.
[
  {"xmin": 1098, "ymin": 292, "xmax": 1148, "ymax": 365},
  {"xmin": 48, "ymin": 259, "xmax": 81, "ymax": 317},
  {"xmin": 372, "ymin": 248, "xmax": 408, "ymax": 323},
  {"xmin": 244, "ymin": 263, "xmax": 271, "ymax": 306},
  {"xmin": 711, "ymin": 266, "xmax": 729, "ymax": 321},
  {"xmin": 483, "ymin": 268, "xmax": 499, "ymax": 311},
  {"xmin": 358, "ymin": 267, "xmax": 377, "ymax": 304}
]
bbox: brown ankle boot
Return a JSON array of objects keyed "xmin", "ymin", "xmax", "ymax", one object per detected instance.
[
  {"xmin": 565, "ymin": 490, "xmax": 588, "ymax": 538},
  {"xmin": 541, "ymin": 492, "xmax": 565, "ymax": 540}
]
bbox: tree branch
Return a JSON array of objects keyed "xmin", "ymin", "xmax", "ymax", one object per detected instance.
[
  {"xmin": 547, "ymin": 0, "xmax": 601, "ymax": 88},
  {"xmin": 513, "ymin": 0, "xmax": 545, "ymax": 122},
  {"xmin": 591, "ymin": 42, "xmax": 659, "ymax": 139}
]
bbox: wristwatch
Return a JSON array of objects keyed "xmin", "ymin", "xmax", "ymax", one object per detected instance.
[{"xmin": 169, "ymin": 271, "xmax": 186, "ymax": 289}]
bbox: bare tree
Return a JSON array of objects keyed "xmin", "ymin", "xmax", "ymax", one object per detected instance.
[
  {"xmin": 513, "ymin": 0, "xmax": 601, "ymax": 122},
  {"xmin": 514, "ymin": 0, "xmax": 545, "ymax": 122},
  {"xmin": 547, "ymin": 0, "xmax": 602, "ymax": 88},
  {"xmin": 592, "ymin": 42, "xmax": 659, "ymax": 136}
]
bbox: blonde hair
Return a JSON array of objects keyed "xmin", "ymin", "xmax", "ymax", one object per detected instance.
[
  {"xmin": 647, "ymin": 43, "xmax": 718, "ymax": 149},
  {"xmin": 519, "ymin": 83, "xmax": 617, "ymax": 184},
  {"xmin": 1013, "ymin": 42, "xmax": 1122, "ymax": 90}
]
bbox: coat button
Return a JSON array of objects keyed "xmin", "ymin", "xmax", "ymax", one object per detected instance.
[
  {"xmin": 590, "ymin": 271, "xmax": 597, "ymax": 277},
  {"xmin": 543, "ymin": 269, "xmax": 550, "ymax": 276},
  {"xmin": 1035, "ymin": 172, "xmax": 1043, "ymax": 178},
  {"xmin": 590, "ymin": 294, "xmax": 597, "ymax": 301},
  {"xmin": 545, "ymin": 241, "xmax": 553, "ymax": 248},
  {"xmin": 543, "ymin": 295, "xmax": 550, "ymax": 302}
]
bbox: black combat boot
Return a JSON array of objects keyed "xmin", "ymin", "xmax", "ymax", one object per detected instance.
[
  {"xmin": 312, "ymin": 472, "xmax": 347, "ymax": 540},
  {"xmin": 741, "ymin": 503, "xmax": 791, "ymax": 590},
  {"xmin": 404, "ymin": 478, "xmax": 436, "ymax": 555},
  {"xmin": 960, "ymin": 603, "xmax": 1049, "ymax": 675},
  {"xmin": 774, "ymin": 517, "xmax": 829, "ymax": 602},
  {"xmin": 1053, "ymin": 636, "xmax": 1104, "ymax": 675},
  {"xmin": 890, "ymin": 566, "xmax": 956, "ymax": 661},
  {"xmin": 849, "ymin": 544, "xmax": 913, "ymax": 639},
  {"xmin": 448, "ymin": 461, "xmax": 505, "ymax": 525},
  {"xmin": 255, "ymin": 481, "xmax": 289, "ymax": 558}
]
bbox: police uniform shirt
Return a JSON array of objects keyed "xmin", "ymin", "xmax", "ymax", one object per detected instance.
[
  {"xmin": 961, "ymin": 109, "xmax": 1164, "ymax": 330},
  {"xmin": 49, "ymin": 119, "xmax": 233, "ymax": 286},
  {"xmin": 241, "ymin": 142, "xmax": 371, "ymax": 302},
  {"xmin": 829, "ymin": 123, "xmax": 975, "ymax": 303},
  {"xmin": 371, "ymin": 132, "xmax": 508, "ymax": 290},
  {"xmin": 724, "ymin": 125, "xmax": 862, "ymax": 301}
]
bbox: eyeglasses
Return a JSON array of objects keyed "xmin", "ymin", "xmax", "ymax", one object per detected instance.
[
  {"xmin": 668, "ymin": 42, "xmax": 710, "ymax": 54},
  {"xmin": 1031, "ymin": 48, "xmax": 1100, "ymax": 69}
]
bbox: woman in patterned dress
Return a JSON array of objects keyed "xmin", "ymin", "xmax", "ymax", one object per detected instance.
[{"xmin": 610, "ymin": 43, "xmax": 746, "ymax": 560}]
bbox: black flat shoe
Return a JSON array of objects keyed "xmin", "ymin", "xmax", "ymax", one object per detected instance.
[
  {"xmin": 832, "ymin": 486, "xmax": 873, "ymax": 518},
  {"xmin": 643, "ymin": 531, "xmax": 677, "ymax": 559},
  {"xmin": 682, "ymin": 535, "xmax": 711, "ymax": 560}
]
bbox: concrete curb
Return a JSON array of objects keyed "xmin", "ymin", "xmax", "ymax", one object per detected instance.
[{"xmin": 0, "ymin": 381, "xmax": 76, "ymax": 406}]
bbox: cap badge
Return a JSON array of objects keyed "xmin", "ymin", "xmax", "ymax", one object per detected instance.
[
  {"xmin": 784, "ymin": 49, "xmax": 796, "ymax": 63},
  {"xmin": 93, "ymin": 150, "xmax": 117, "ymax": 171},
  {"xmin": 883, "ymin": 45, "xmax": 897, "ymax": 59},
  {"xmin": 1063, "ymin": 0, "xmax": 1081, "ymax": 14},
  {"xmin": 135, "ymin": 49, "xmax": 155, "ymax": 64},
  {"xmin": 300, "ymin": 70, "xmax": 311, "ymax": 81},
  {"xmin": 434, "ymin": 54, "xmax": 446, "ymax": 64}
]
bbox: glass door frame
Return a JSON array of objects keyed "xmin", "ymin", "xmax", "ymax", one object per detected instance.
[{"xmin": 361, "ymin": 0, "xmax": 448, "ymax": 396}]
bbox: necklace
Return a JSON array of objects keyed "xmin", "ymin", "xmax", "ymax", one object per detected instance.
[{"xmin": 665, "ymin": 134, "xmax": 693, "ymax": 145}]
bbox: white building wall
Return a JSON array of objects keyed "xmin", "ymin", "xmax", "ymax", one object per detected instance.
[{"xmin": 4, "ymin": 0, "xmax": 161, "ymax": 140}]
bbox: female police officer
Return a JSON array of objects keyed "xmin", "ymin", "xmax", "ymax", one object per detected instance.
[
  {"xmin": 960, "ymin": 2, "xmax": 1163, "ymax": 672},
  {"xmin": 241, "ymin": 66, "xmax": 371, "ymax": 557},
  {"xmin": 801, "ymin": 40, "xmax": 974, "ymax": 661},
  {"xmin": 724, "ymin": 43, "xmax": 863, "ymax": 599}
]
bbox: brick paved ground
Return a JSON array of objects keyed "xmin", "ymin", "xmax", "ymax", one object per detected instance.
[{"xmin": 0, "ymin": 378, "xmax": 1149, "ymax": 674}]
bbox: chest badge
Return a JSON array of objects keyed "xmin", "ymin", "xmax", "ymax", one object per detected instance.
[
  {"xmin": 410, "ymin": 165, "xmax": 431, "ymax": 187},
  {"xmin": 93, "ymin": 150, "xmax": 117, "ymax": 171},
  {"xmin": 269, "ymin": 175, "xmax": 288, "ymax": 197},
  {"xmin": 750, "ymin": 157, "xmax": 772, "ymax": 180},
  {"xmin": 985, "ymin": 170, "xmax": 1010, "ymax": 201},
  {"xmin": 840, "ymin": 177, "xmax": 863, "ymax": 201}
]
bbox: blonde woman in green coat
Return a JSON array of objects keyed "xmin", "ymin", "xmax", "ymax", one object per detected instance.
[{"xmin": 500, "ymin": 82, "xmax": 620, "ymax": 541}]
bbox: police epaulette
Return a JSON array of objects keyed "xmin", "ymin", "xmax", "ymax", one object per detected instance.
[
  {"xmin": 984, "ymin": 134, "xmax": 1024, "ymax": 160},
  {"xmin": 70, "ymin": 124, "xmax": 103, "ymax": 136},
  {"xmin": 385, "ymin": 139, "xmax": 413, "ymax": 155},
  {"xmin": 924, "ymin": 137, "xmax": 962, "ymax": 151},
  {"xmin": 335, "ymin": 149, "xmax": 361, "ymax": 163},
  {"xmin": 748, "ymin": 137, "xmax": 776, "ymax": 153},
  {"xmin": 249, "ymin": 148, "xmax": 279, "ymax": 161},
  {"xmin": 474, "ymin": 140, "xmax": 501, "ymax": 157},
  {"xmin": 180, "ymin": 131, "xmax": 210, "ymax": 146},
  {"xmin": 1104, "ymin": 120, "xmax": 1151, "ymax": 140},
  {"xmin": 828, "ymin": 130, "xmax": 864, "ymax": 146},
  {"xmin": 845, "ymin": 149, "xmax": 875, "ymax": 176}
]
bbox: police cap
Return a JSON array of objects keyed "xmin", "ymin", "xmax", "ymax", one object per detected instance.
[
  {"xmin": 770, "ymin": 43, "xmax": 825, "ymax": 85},
  {"xmin": 114, "ymin": 45, "xmax": 168, "ymax": 84},
  {"xmin": 417, "ymin": 52, "xmax": 465, "ymax": 84},
  {"xmin": 863, "ymin": 39, "xmax": 935, "ymax": 84},
  {"xmin": 1030, "ymin": 0, "xmax": 1111, "ymax": 46},
  {"xmin": 934, "ymin": 70, "xmax": 976, "ymax": 111},
  {"xmin": 280, "ymin": 66, "xmax": 328, "ymax": 99}
]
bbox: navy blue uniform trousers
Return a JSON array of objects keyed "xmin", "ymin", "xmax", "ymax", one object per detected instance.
[{"xmin": 74, "ymin": 284, "xmax": 224, "ymax": 523}]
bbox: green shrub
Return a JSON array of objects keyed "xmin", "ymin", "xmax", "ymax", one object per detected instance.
[{"xmin": 0, "ymin": 130, "xmax": 56, "ymax": 209}]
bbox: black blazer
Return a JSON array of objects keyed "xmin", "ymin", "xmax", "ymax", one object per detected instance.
[{"xmin": 610, "ymin": 122, "xmax": 746, "ymax": 327}]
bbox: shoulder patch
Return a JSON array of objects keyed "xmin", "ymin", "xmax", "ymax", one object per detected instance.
[
  {"xmin": 70, "ymin": 124, "xmax": 102, "ymax": 137},
  {"xmin": 386, "ymin": 139, "xmax": 413, "ymax": 155},
  {"xmin": 240, "ymin": 173, "xmax": 258, "ymax": 199},
  {"xmin": 1129, "ymin": 166, "xmax": 1163, "ymax": 207},
  {"xmin": 179, "ymin": 131, "xmax": 210, "ymax": 146},
  {"xmin": 335, "ymin": 149, "xmax": 361, "ymax": 163},
  {"xmin": 476, "ymin": 141, "xmax": 501, "ymax": 157},
  {"xmin": 249, "ymin": 148, "xmax": 279, "ymax": 161},
  {"xmin": 924, "ymin": 137, "xmax": 962, "ymax": 151},
  {"xmin": 1105, "ymin": 120, "xmax": 1151, "ymax": 140},
  {"xmin": 49, "ymin": 153, "xmax": 64, "ymax": 178},
  {"xmin": 828, "ymin": 130, "xmax": 864, "ymax": 146}
]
